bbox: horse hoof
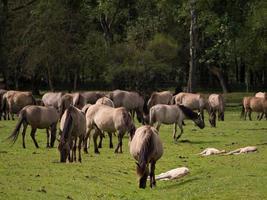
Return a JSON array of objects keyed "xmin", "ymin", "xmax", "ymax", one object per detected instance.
[
  {"xmin": 84, "ymin": 149, "xmax": 88, "ymax": 154},
  {"xmin": 78, "ymin": 159, "xmax": 82, "ymax": 163}
]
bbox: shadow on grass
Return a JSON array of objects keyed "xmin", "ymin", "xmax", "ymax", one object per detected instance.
[
  {"xmin": 177, "ymin": 139, "xmax": 220, "ymax": 144},
  {"xmin": 241, "ymin": 128, "xmax": 267, "ymax": 131},
  {"xmin": 159, "ymin": 177, "xmax": 200, "ymax": 190}
]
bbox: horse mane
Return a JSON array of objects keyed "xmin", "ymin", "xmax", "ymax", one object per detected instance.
[
  {"xmin": 137, "ymin": 127, "xmax": 154, "ymax": 176},
  {"xmin": 178, "ymin": 105, "xmax": 198, "ymax": 120},
  {"xmin": 61, "ymin": 106, "xmax": 73, "ymax": 141}
]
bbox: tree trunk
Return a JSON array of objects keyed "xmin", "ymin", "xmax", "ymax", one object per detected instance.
[
  {"xmin": 46, "ymin": 61, "xmax": 54, "ymax": 91},
  {"xmin": 240, "ymin": 57, "xmax": 245, "ymax": 83},
  {"xmin": 210, "ymin": 66, "xmax": 228, "ymax": 93},
  {"xmin": 187, "ymin": 0, "xmax": 197, "ymax": 93}
]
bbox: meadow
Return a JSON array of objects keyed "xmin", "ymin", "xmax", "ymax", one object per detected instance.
[{"xmin": 0, "ymin": 93, "xmax": 267, "ymax": 200}]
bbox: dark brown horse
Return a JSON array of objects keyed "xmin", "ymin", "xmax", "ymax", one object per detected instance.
[{"xmin": 129, "ymin": 125, "xmax": 163, "ymax": 188}]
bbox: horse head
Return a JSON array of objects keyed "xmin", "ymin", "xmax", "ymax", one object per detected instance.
[
  {"xmin": 195, "ymin": 112, "xmax": 205, "ymax": 129},
  {"xmin": 58, "ymin": 140, "xmax": 70, "ymax": 162}
]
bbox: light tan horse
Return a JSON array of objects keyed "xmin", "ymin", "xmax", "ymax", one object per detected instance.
[
  {"xmin": 95, "ymin": 96, "xmax": 114, "ymax": 107},
  {"xmin": 0, "ymin": 89, "xmax": 7, "ymax": 120},
  {"xmin": 59, "ymin": 93, "xmax": 86, "ymax": 117},
  {"xmin": 2, "ymin": 90, "xmax": 36, "ymax": 120},
  {"xmin": 255, "ymin": 92, "xmax": 267, "ymax": 99},
  {"xmin": 255, "ymin": 92, "xmax": 267, "ymax": 119},
  {"xmin": 129, "ymin": 125, "xmax": 163, "ymax": 188},
  {"xmin": 150, "ymin": 104, "xmax": 205, "ymax": 141},
  {"xmin": 59, "ymin": 105, "xmax": 86, "ymax": 163},
  {"xmin": 85, "ymin": 104, "xmax": 135, "ymax": 154},
  {"xmin": 81, "ymin": 91, "xmax": 105, "ymax": 104},
  {"xmin": 241, "ymin": 97, "xmax": 267, "ymax": 120},
  {"xmin": 42, "ymin": 92, "xmax": 65, "ymax": 111},
  {"xmin": 107, "ymin": 90, "xmax": 145, "ymax": 124},
  {"xmin": 172, "ymin": 92, "xmax": 209, "ymax": 120},
  {"xmin": 147, "ymin": 91, "xmax": 173, "ymax": 109},
  {"xmin": 8, "ymin": 105, "xmax": 59, "ymax": 148},
  {"xmin": 208, "ymin": 94, "xmax": 225, "ymax": 127}
]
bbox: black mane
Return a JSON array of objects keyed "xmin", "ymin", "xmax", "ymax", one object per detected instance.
[{"xmin": 178, "ymin": 105, "xmax": 199, "ymax": 120}]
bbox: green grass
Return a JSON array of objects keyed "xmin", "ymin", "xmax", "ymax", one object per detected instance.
[{"xmin": 0, "ymin": 104, "xmax": 267, "ymax": 199}]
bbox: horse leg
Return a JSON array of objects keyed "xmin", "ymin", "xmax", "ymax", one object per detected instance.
[
  {"xmin": 156, "ymin": 122, "xmax": 161, "ymax": 131},
  {"xmin": 30, "ymin": 127, "xmax": 39, "ymax": 148},
  {"xmin": 175, "ymin": 122, "xmax": 183, "ymax": 141},
  {"xmin": 108, "ymin": 132, "xmax": 113, "ymax": 148},
  {"xmin": 98, "ymin": 131, "xmax": 104, "ymax": 148},
  {"xmin": 69, "ymin": 140, "xmax": 73, "ymax": 163},
  {"xmin": 73, "ymin": 139, "xmax": 77, "ymax": 162},
  {"xmin": 259, "ymin": 112, "xmax": 264, "ymax": 121},
  {"xmin": 150, "ymin": 160, "xmax": 156, "ymax": 188},
  {"xmin": 46, "ymin": 128, "xmax": 50, "ymax": 148},
  {"xmin": 83, "ymin": 128, "xmax": 92, "ymax": 153},
  {"xmin": 78, "ymin": 137, "xmax": 82, "ymax": 162},
  {"xmin": 22, "ymin": 123, "xmax": 28, "ymax": 148},
  {"xmin": 93, "ymin": 130, "xmax": 100, "ymax": 154},
  {"xmin": 173, "ymin": 123, "xmax": 177, "ymax": 140},
  {"xmin": 115, "ymin": 131, "xmax": 123, "ymax": 153},
  {"xmin": 248, "ymin": 109, "xmax": 252, "ymax": 121}
]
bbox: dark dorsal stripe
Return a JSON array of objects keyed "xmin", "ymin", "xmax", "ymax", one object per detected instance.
[{"xmin": 178, "ymin": 105, "xmax": 198, "ymax": 120}]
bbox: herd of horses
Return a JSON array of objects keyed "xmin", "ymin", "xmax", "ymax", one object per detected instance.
[{"xmin": 1, "ymin": 89, "xmax": 265, "ymax": 188}]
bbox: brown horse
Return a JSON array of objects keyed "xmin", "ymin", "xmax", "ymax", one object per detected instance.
[
  {"xmin": 59, "ymin": 93, "xmax": 86, "ymax": 117},
  {"xmin": 8, "ymin": 105, "xmax": 59, "ymax": 148},
  {"xmin": 255, "ymin": 92, "xmax": 267, "ymax": 119},
  {"xmin": 147, "ymin": 91, "xmax": 173, "ymax": 110},
  {"xmin": 150, "ymin": 104, "xmax": 205, "ymax": 141},
  {"xmin": 58, "ymin": 105, "xmax": 86, "ymax": 163},
  {"xmin": 42, "ymin": 92, "xmax": 65, "ymax": 111},
  {"xmin": 208, "ymin": 94, "xmax": 225, "ymax": 127},
  {"xmin": 81, "ymin": 91, "xmax": 105, "ymax": 104},
  {"xmin": 107, "ymin": 90, "xmax": 145, "ymax": 124},
  {"xmin": 2, "ymin": 90, "xmax": 36, "ymax": 120},
  {"xmin": 129, "ymin": 125, "xmax": 163, "ymax": 188},
  {"xmin": 85, "ymin": 104, "xmax": 135, "ymax": 154},
  {"xmin": 172, "ymin": 92, "xmax": 209, "ymax": 121},
  {"xmin": 241, "ymin": 96, "xmax": 267, "ymax": 120}
]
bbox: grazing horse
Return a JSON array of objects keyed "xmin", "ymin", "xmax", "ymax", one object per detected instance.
[
  {"xmin": 241, "ymin": 96, "xmax": 267, "ymax": 120},
  {"xmin": 2, "ymin": 90, "xmax": 36, "ymax": 120},
  {"xmin": 208, "ymin": 94, "xmax": 225, "ymax": 127},
  {"xmin": 129, "ymin": 125, "xmax": 163, "ymax": 188},
  {"xmin": 150, "ymin": 104, "xmax": 205, "ymax": 141},
  {"xmin": 58, "ymin": 105, "xmax": 86, "ymax": 163},
  {"xmin": 7, "ymin": 105, "xmax": 59, "ymax": 148},
  {"xmin": 95, "ymin": 96, "xmax": 114, "ymax": 107},
  {"xmin": 42, "ymin": 92, "xmax": 65, "ymax": 111},
  {"xmin": 107, "ymin": 90, "xmax": 145, "ymax": 124},
  {"xmin": 255, "ymin": 92, "xmax": 267, "ymax": 119},
  {"xmin": 147, "ymin": 91, "xmax": 173, "ymax": 110},
  {"xmin": 0, "ymin": 89, "xmax": 7, "ymax": 120},
  {"xmin": 59, "ymin": 93, "xmax": 86, "ymax": 117},
  {"xmin": 85, "ymin": 104, "xmax": 135, "ymax": 154},
  {"xmin": 172, "ymin": 92, "xmax": 209, "ymax": 121},
  {"xmin": 81, "ymin": 91, "xmax": 105, "ymax": 104}
]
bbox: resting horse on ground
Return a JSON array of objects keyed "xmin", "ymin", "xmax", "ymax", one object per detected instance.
[
  {"xmin": 58, "ymin": 105, "xmax": 86, "ymax": 163},
  {"xmin": 129, "ymin": 125, "xmax": 163, "ymax": 188},
  {"xmin": 7, "ymin": 105, "xmax": 59, "ymax": 148},
  {"xmin": 208, "ymin": 94, "xmax": 225, "ymax": 127},
  {"xmin": 150, "ymin": 104, "xmax": 205, "ymax": 141},
  {"xmin": 85, "ymin": 104, "xmax": 135, "ymax": 154},
  {"xmin": 2, "ymin": 90, "xmax": 36, "ymax": 120},
  {"xmin": 107, "ymin": 90, "xmax": 145, "ymax": 124}
]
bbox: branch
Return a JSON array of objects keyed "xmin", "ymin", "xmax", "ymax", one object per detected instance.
[{"xmin": 11, "ymin": 0, "xmax": 38, "ymax": 11}]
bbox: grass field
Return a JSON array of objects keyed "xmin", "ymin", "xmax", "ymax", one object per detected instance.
[{"xmin": 0, "ymin": 94, "xmax": 267, "ymax": 200}]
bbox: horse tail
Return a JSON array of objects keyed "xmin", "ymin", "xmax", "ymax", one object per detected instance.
[
  {"xmin": 61, "ymin": 107, "xmax": 73, "ymax": 140},
  {"xmin": 1, "ymin": 95, "xmax": 7, "ymax": 119},
  {"xmin": 7, "ymin": 109, "xmax": 26, "ymax": 145},
  {"xmin": 171, "ymin": 95, "xmax": 176, "ymax": 105},
  {"xmin": 136, "ymin": 128, "xmax": 154, "ymax": 176}
]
